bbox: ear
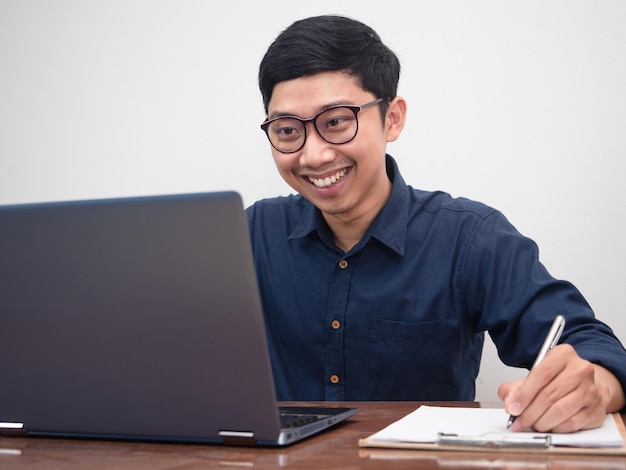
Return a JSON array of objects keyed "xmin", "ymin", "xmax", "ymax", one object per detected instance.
[{"xmin": 385, "ymin": 96, "xmax": 407, "ymax": 143}]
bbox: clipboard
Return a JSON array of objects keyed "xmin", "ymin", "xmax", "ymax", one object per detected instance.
[
  {"xmin": 358, "ymin": 411, "xmax": 626, "ymax": 456},
  {"xmin": 436, "ymin": 432, "xmax": 550, "ymax": 448}
]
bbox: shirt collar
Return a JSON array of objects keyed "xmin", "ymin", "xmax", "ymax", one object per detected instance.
[{"xmin": 289, "ymin": 155, "xmax": 409, "ymax": 256}]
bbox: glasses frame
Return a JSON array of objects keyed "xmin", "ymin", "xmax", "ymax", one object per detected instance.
[{"xmin": 260, "ymin": 98, "xmax": 385, "ymax": 154}]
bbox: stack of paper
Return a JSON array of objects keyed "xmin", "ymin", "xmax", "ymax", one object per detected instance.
[{"xmin": 360, "ymin": 406, "xmax": 626, "ymax": 454}]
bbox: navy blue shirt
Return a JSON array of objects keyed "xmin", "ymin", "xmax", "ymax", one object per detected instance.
[{"xmin": 246, "ymin": 156, "xmax": 626, "ymax": 401}]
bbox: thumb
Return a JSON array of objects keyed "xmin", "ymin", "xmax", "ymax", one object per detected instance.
[{"xmin": 498, "ymin": 380, "xmax": 523, "ymax": 414}]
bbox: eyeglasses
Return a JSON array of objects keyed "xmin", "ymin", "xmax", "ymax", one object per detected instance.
[{"xmin": 260, "ymin": 98, "xmax": 385, "ymax": 154}]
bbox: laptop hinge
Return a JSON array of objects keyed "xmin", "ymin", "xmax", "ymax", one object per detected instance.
[
  {"xmin": 0, "ymin": 422, "xmax": 27, "ymax": 437},
  {"xmin": 218, "ymin": 430, "xmax": 257, "ymax": 446}
]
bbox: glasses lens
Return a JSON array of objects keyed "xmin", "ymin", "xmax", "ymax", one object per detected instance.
[
  {"xmin": 315, "ymin": 107, "xmax": 358, "ymax": 144},
  {"xmin": 266, "ymin": 117, "xmax": 305, "ymax": 153}
]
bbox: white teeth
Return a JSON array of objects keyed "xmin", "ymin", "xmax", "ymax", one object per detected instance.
[{"xmin": 308, "ymin": 168, "xmax": 347, "ymax": 188}]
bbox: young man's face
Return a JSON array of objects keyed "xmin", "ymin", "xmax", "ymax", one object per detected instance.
[{"xmin": 265, "ymin": 71, "xmax": 401, "ymax": 223}]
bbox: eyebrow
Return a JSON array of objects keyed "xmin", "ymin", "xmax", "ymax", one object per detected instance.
[{"xmin": 268, "ymin": 100, "xmax": 355, "ymax": 120}]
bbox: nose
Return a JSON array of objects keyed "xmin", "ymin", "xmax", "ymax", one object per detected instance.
[{"xmin": 298, "ymin": 122, "xmax": 337, "ymax": 168}]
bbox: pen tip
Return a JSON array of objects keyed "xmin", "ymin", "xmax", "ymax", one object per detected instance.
[{"xmin": 507, "ymin": 415, "xmax": 516, "ymax": 429}]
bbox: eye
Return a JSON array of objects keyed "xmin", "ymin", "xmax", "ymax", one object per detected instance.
[
  {"xmin": 277, "ymin": 126, "xmax": 297, "ymax": 136},
  {"xmin": 270, "ymin": 119, "xmax": 303, "ymax": 141},
  {"xmin": 318, "ymin": 107, "xmax": 356, "ymax": 132}
]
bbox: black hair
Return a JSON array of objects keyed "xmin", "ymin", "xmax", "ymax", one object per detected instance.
[{"xmin": 258, "ymin": 15, "xmax": 401, "ymax": 117}]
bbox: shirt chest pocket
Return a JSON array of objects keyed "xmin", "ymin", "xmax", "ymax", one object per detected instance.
[{"xmin": 367, "ymin": 319, "xmax": 450, "ymax": 400}]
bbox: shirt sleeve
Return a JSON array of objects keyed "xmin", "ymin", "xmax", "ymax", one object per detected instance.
[{"xmin": 460, "ymin": 209, "xmax": 626, "ymax": 398}]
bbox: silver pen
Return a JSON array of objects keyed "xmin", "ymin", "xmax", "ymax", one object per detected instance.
[{"xmin": 506, "ymin": 315, "xmax": 566, "ymax": 429}]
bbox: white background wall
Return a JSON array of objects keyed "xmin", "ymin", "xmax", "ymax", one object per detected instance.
[{"xmin": 1, "ymin": 0, "xmax": 625, "ymax": 401}]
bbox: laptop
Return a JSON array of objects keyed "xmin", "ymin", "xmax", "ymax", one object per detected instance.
[{"xmin": 0, "ymin": 191, "xmax": 357, "ymax": 446}]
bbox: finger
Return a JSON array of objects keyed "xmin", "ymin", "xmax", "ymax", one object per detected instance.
[
  {"xmin": 550, "ymin": 404, "xmax": 606, "ymax": 433},
  {"xmin": 532, "ymin": 368, "xmax": 606, "ymax": 433},
  {"xmin": 506, "ymin": 352, "xmax": 569, "ymax": 431},
  {"xmin": 535, "ymin": 387, "xmax": 605, "ymax": 433},
  {"xmin": 513, "ymin": 347, "xmax": 599, "ymax": 432},
  {"xmin": 497, "ymin": 379, "xmax": 522, "ymax": 403}
]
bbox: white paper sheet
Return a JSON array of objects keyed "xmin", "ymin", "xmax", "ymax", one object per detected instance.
[{"xmin": 369, "ymin": 406, "xmax": 624, "ymax": 448}]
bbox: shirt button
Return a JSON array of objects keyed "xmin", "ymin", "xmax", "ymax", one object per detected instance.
[
  {"xmin": 331, "ymin": 319, "xmax": 341, "ymax": 330},
  {"xmin": 338, "ymin": 259, "xmax": 348, "ymax": 269},
  {"xmin": 329, "ymin": 374, "xmax": 340, "ymax": 384}
]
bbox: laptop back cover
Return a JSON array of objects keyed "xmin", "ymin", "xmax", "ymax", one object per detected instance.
[{"xmin": 0, "ymin": 191, "xmax": 284, "ymax": 443}]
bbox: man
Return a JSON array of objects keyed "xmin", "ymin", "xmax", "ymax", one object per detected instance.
[{"xmin": 246, "ymin": 14, "xmax": 626, "ymax": 433}]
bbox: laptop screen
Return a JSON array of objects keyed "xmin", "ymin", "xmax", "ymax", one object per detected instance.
[{"xmin": 0, "ymin": 192, "xmax": 286, "ymax": 442}]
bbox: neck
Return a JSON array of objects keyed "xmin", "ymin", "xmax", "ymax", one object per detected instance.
[{"xmin": 323, "ymin": 180, "xmax": 392, "ymax": 253}]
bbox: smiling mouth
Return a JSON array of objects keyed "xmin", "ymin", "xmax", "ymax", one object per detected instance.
[{"xmin": 307, "ymin": 168, "xmax": 348, "ymax": 188}]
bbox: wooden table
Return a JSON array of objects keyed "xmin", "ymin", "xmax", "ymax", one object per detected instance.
[{"xmin": 1, "ymin": 402, "xmax": 624, "ymax": 469}]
